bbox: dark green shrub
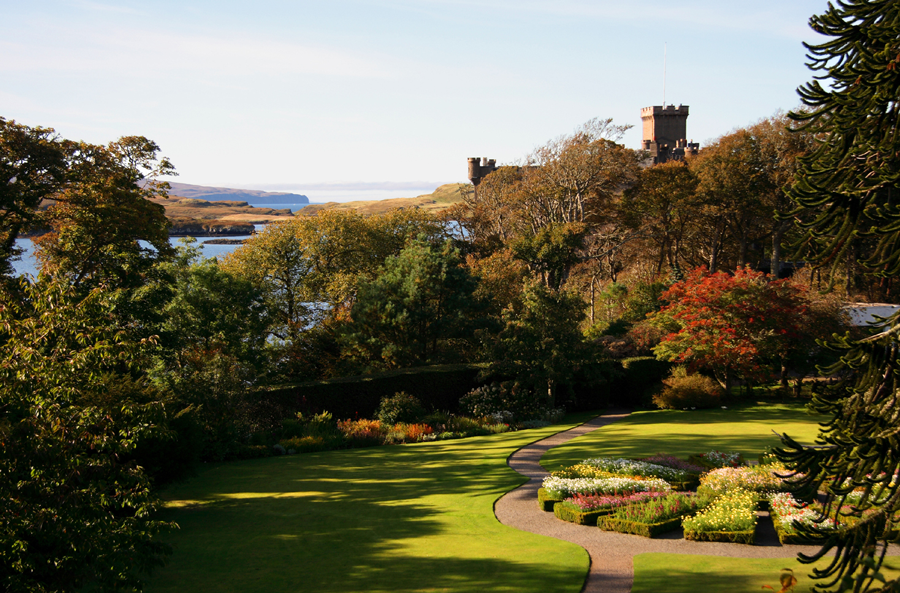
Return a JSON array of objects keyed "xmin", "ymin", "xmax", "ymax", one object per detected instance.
[
  {"xmin": 652, "ymin": 367, "xmax": 724, "ymax": 409},
  {"xmin": 376, "ymin": 392, "xmax": 426, "ymax": 425},
  {"xmin": 278, "ymin": 435, "xmax": 334, "ymax": 453},
  {"xmin": 459, "ymin": 381, "xmax": 548, "ymax": 421}
]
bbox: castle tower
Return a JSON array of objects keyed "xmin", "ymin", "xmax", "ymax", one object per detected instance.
[
  {"xmin": 467, "ymin": 157, "xmax": 497, "ymax": 196},
  {"xmin": 640, "ymin": 105, "xmax": 699, "ymax": 164}
]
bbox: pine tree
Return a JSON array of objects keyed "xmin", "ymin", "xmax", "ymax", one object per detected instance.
[{"xmin": 778, "ymin": 2, "xmax": 900, "ymax": 591}]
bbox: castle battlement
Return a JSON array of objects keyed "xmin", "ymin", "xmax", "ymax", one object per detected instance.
[{"xmin": 641, "ymin": 105, "xmax": 689, "ymax": 118}]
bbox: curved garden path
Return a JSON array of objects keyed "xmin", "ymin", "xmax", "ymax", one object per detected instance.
[{"xmin": 493, "ymin": 411, "xmax": 824, "ymax": 593}]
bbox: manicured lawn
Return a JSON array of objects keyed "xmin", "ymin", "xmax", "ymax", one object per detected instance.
[
  {"xmin": 540, "ymin": 404, "xmax": 824, "ymax": 472},
  {"xmin": 146, "ymin": 415, "xmax": 595, "ymax": 593},
  {"xmin": 633, "ymin": 553, "xmax": 900, "ymax": 593}
]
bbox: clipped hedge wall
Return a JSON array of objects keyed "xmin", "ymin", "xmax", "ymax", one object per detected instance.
[
  {"xmin": 251, "ymin": 363, "xmax": 488, "ymax": 422},
  {"xmin": 607, "ymin": 357, "xmax": 672, "ymax": 407},
  {"xmin": 538, "ymin": 488, "xmax": 563, "ymax": 512},
  {"xmin": 553, "ymin": 502, "xmax": 614, "ymax": 526},
  {"xmin": 597, "ymin": 516, "xmax": 684, "ymax": 538},
  {"xmin": 682, "ymin": 528, "xmax": 755, "ymax": 544}
]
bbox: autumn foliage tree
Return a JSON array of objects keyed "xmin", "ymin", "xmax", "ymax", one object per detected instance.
[{"xmin": 649, "ymin": 266, "xmax": 813, "ymax": 393}]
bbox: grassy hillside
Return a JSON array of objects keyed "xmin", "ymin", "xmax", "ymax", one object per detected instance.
[
  {"xmin": 299, "ymin": 183, "xmax": 469, "ymax": 216},
  {"xmin": 148, "ymin": 196, "xmax": 296, "ymax": 225}
]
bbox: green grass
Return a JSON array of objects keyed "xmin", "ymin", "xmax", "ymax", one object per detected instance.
[
  {"xmin": 540, "ymin": 404, "xmax": 825, "ymax": 472},
  {"xmin": 633, "ymin": 553, "xmax": 900, "ymax": 592},
  {"xmin": 146, "ymin": 415, "xmax": 595, "ymax": 593}
]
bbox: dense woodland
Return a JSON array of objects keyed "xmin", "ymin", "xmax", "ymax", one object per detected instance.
[{"xmin": 3, "ymin": 1, "xmax": 900, "ymax": 590}]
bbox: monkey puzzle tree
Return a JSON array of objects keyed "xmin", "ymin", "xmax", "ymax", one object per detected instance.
[{"xmin": 776, "ymin": 2, "xmax": 900, "ymax": 591}]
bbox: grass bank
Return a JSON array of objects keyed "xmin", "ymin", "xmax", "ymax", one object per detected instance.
[
  {"xmin": 147, "ymin": 415, "xmax": 594, "ymax": 593},
  {"xmin": 540, "ymin": 403, "xmax": 824, "ymax": 471},
  {"xmin": 633, "ymin": 553, "xmax": 900, "ymax": 592}
]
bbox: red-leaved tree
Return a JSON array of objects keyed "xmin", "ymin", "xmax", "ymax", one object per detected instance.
[{"xmin": 648, "ymin": 266, "xmax": 814, "ymax": 393}]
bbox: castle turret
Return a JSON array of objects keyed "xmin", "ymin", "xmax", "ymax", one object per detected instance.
[{"xmin": 467, "ymin": 157, "xmax": 497, "ymax": 189}]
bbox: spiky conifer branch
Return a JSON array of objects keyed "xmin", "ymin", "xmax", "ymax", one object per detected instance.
[{"xmin": 778, "ymin": 2, "xmax": 900, "ymax": 591}]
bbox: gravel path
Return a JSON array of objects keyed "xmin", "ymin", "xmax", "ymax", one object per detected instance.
[{"xmin": 493, "ymin": 411, "xmax": 825, "ymax": 593}]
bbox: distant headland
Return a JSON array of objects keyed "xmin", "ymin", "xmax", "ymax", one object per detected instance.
[{"xmin": 162, "ymin": 181, "xmax": 309, "ymax": 205}]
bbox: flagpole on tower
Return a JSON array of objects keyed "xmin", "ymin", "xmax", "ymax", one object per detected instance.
[{"xmin": 663, "ymin": 42, "xmax": 667, "ymax": 107}]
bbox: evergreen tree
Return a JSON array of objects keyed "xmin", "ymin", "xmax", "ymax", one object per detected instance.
[
  {"xmin": 341, "ymin": 237, "xmax": 486, "ymax": 369},
  {"xmin": 778, "ymin": 2, "xmax": 900, "ymax": 591}
]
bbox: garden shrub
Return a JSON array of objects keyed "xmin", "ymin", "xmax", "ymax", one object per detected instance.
[
  {"xmin": 279, "ymin": 435, "xmax": 329, "ymax": 454},
  {"xmin": 337, "ymin": 419, "xmax": 386, "ymax": 448},
  {"xmin": 376, "ymin": 392, "xmax": 426, "ymax": 425},
  {"xmin": 383, "ymin": 423, "xmax": 434, "ymax": 444},
  {"xmin": 460, "ymin": 381, "xmax": 551, "ymax": 421},
  {"xmin": 652, "ymin": 367, "xmax": 724, "ymax": 409}
]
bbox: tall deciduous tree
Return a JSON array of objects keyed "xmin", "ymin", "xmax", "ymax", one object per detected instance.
[
  {"xmin": 776, "ymin": 2, "xmax": 900, "ymax": 591},
  {"xmin": 33, "ymin": 136, "xmax": 174, "ymax": 288},
  {"xmin": 0, "ymin": 278, "xmax": 172, "ymax": 592},
  {"xmin": 0, "ymin": 118, "xmax": 66, "ymax": 279},
  {"xmin": 222, "ymin": 209, "xmax": 447, "ymax": 344},
  {"xmin": 649, "ymin": 266, "xmax": 811, "ymax": 393},
  {"xmin": 621, "ymin": 160, "xmax": 700, "ymax": 274}
]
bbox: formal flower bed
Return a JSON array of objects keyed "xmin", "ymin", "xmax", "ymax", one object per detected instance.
[
  {"xmin": 691, "ymin": 450, "xmax": 745, "ymax": 468},
  {"xmin": 640, "ymin": 454, "xmax": 706, "ymax": 474},
  {"xmin": 682, "ymin": 489, "xmax": 757, "ymax": 543},
  {"xmin": 697, "ymin": 463, "xmax": 798, "ymax": 501},
  {"xmin": 768, "ymin": 493, "xmax": 841, "ymax": 544},
  {"xmin": 598, "ymin": 492, "xmax": 712, "ymax": 537},
  {"xmin": 553, "ymin": 491, "xmax": 669, "ymax": 525},
  {"xmin": 581, "ymin": 457, "xmax": 697, "ymax": 483},
  {"xmin": 541, "ymin": 476, "xmax": 671, "ymax": 500}
]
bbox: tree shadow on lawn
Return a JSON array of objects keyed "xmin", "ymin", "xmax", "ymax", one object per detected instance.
[{"xmin": 147, "ymin": 432, "xmax": 588, "ymax": 593}]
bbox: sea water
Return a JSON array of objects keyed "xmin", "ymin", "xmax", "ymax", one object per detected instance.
[{"xmin": 11, "ymin": 233, "xmax": 256, "ymax": 278}]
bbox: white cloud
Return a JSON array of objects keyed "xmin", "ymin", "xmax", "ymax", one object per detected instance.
[
  {"xmin": 1, "ymin": 24, "xmax": 395, "ymax": 80},
  {"xmin": 376, "ymin": 0, "xmax": 826, "ymax": 41}
]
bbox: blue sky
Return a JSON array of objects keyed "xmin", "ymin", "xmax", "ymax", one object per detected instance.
[{"xmin": 3, "ymin": 1, "xmax": 829, "ymax": 201}]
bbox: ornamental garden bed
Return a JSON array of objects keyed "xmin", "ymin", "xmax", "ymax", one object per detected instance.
[
  {"xmin": 682, "ymin": 490, "xmax": 758, "ymax": 544},
  {"xmin": 689, "ymin": 451, "xmax": 746, "ymax": 469},
  {"xmin": 768, "ymin": 492, "xmax": 850, "ymax": 545},
  {"xmin": 553, "ymin": 491, "xmax": 670, "ymax": 525},
  {"xmin": 597, "ymin": 492, "xmax": 711, "ymax": 537},
  {"xmin": 696, "ymin": 463, "xmax": 799, "ymax": 503}
]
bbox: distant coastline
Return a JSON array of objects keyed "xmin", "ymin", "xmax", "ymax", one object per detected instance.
[{"xmin": 163, "ymin": 181, "xmax": 309, "ymax": 204}]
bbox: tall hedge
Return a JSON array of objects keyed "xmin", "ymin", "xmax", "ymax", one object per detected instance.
[
  {"xmin": 607, "ymin": 357, "xmax": 671, "ymax": 407},
  {"xmin": 252, "ymin": 363, "xmax": 488, "ymax": 422}
]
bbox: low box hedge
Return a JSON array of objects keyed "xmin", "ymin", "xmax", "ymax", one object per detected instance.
[
  {"xmin": 598, "ymin": 515, "xmax": 684, "ymax": 538},
  {"xmin": 683, "ymin": 528, "xmax": 755, "ymax": 544},
  {"xmin": 553, "ymin": 502, "xmax": 614, "ymax": 526},
  {"xmin": 538, "ymin": 488, "xmax": 563, "ymax": 512}
]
